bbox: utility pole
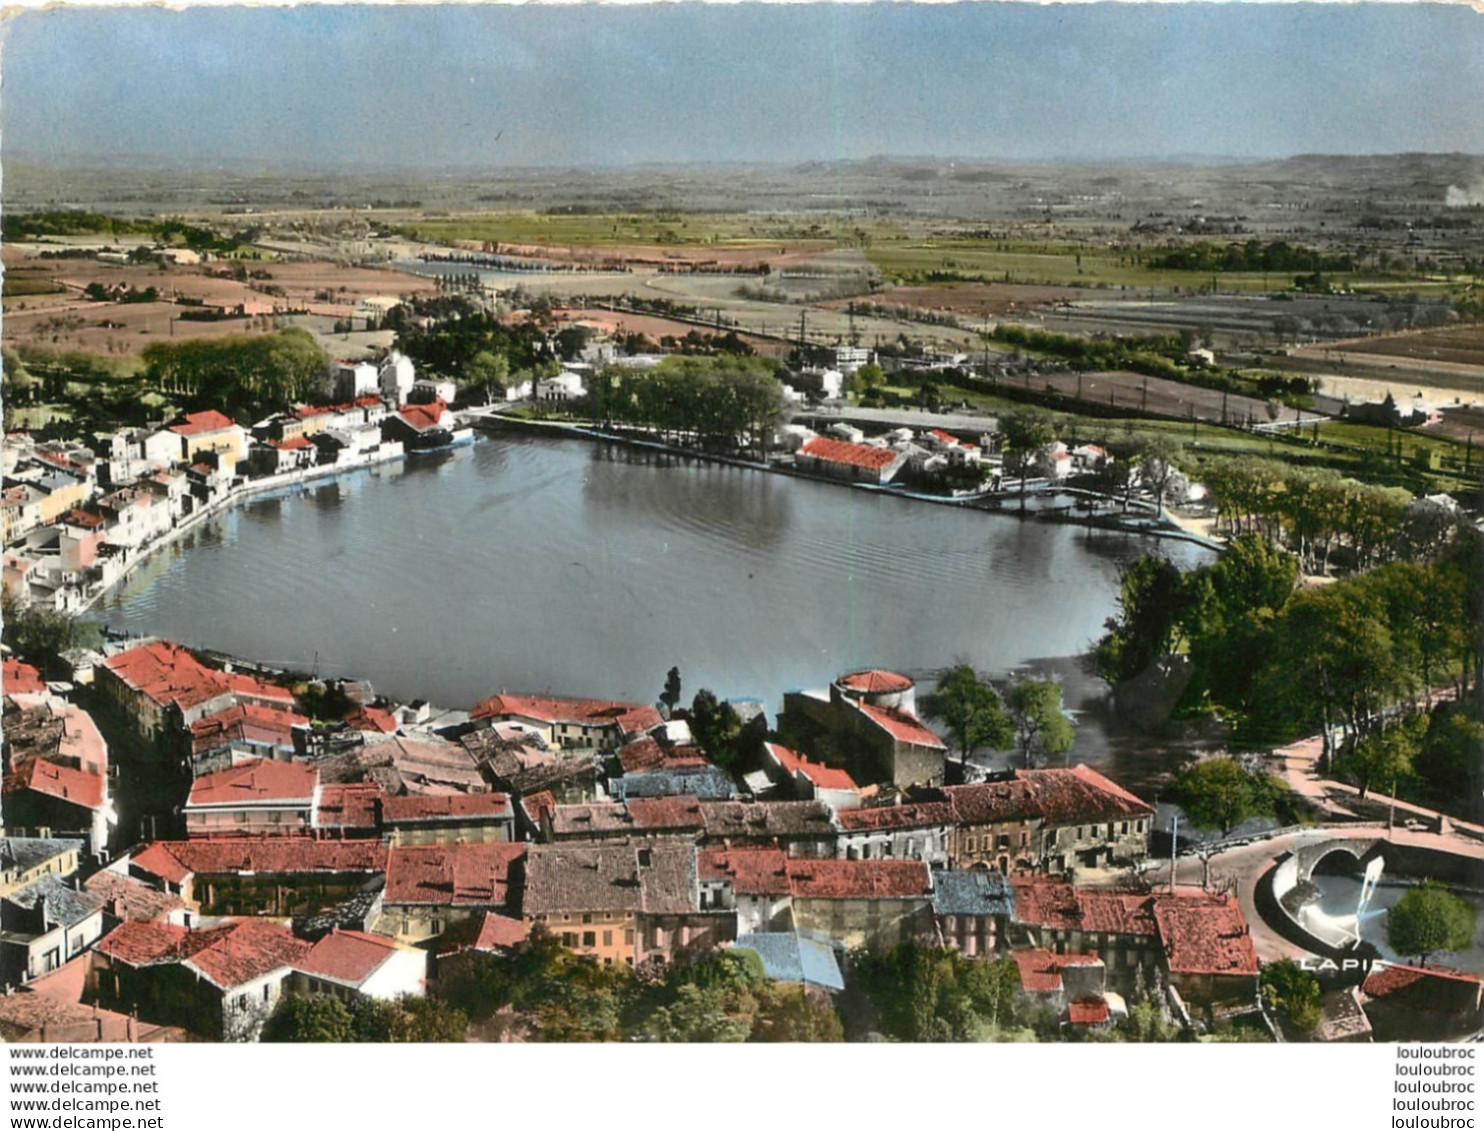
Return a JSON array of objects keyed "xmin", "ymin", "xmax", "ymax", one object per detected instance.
[{"xmin": 1169, "ymin": 813, "xmax": 1179, "ymax": 893}]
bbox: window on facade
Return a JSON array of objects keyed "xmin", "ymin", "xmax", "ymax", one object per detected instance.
[
  {"xmin": 582, "ymin": 913, "xmax": 592, "ymax": 924},
  {"xmin": 431, "ymin": 920, "xmax": 442, "ymax": 934},
  {"xmin": 997, "ymin": 835, "xmax": 1010, "ymax": 849},
  {"xmin": 1121, "ymin": 822, "xmax": 1129, "ymax": 834},
  {"xmin": 582, "ymin": 931, "xmax": 596, "ymax": 947},
  {"xmin": 263, "ymin": 984, "xmax": 272, "ymax": 1003},
  {"xmin": 562, "ymin": 932, "xmax": 576, "ymax": 946},
  {"xmin": 237, "ymin": 995, "xmax": 249, "ymax": 1012},
  {"xmin": 625, "ymin": 930, "xmax": 634, "ymax": 946},
  {"xmin": 603, "ymin": 930, "xmax": 613, "ymax": 946},
  {"xmin": 1077, "ymin": 827, "xmax": 1084, "ymax": 839}
]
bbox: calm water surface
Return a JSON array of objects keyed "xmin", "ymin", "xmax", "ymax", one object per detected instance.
[{"xmin": 95, "ymin": 435, "xmax": 1213, "ymax": 781}]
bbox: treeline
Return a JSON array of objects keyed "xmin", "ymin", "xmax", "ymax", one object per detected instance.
[
  {"xmin": 1098, "ymin": 532, "xmax": 1482, "ymax": 760},
  {"xmin": 142, "ymin": 329, "xmax": 328, "ymax": 418},
  {"xmin": 387, "ymin": 295, "xmax": 550, "ymax": 380},
  {"xmin": 991, "ymin": 324, "xmax": 1315, "ymax": 409},
  {"xmin": 1147, "ymin": 240, "xmax": 1356, "ymax": 275},
  {"xmin": 1, "ymin": 210, "xmax": 150, "ymax": 241},
  {"xmin": 591, "ymin": 355, "xmax": 788, "ymax": 456},
  {"xmin": 1199, "ymin": 457, "xmax": 1436, "ymax": 574},
  {"xmin": 2, "ymin": 211, "xmax": 252, "ymax": 255}
]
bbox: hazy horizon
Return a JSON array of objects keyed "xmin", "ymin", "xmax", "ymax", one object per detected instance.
[{"xmin": 3, "ymin": 4, "xmax": 1482, "ymax": 173}]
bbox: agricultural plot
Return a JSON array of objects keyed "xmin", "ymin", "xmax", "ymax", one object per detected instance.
[{"xmin": 988, "ymin": 368, "xmax": 1319, "ymax": 427}]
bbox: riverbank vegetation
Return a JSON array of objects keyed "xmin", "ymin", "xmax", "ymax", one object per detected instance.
[{"xmin": 1098, "ymin": 525, "xmax": 1483, "ymax": 812}]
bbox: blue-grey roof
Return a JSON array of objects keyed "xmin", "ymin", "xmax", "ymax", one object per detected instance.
[
  {"xmin": 613, "ymin": 766, "xmax": 734, "ymax": 801},
  {"xmin": 734, "ymin": 932, "xmax": 845, "ymax": 992},
  {"xmin": 0, "ymin": 837, "xmax": 84, "ymax": 875},
  {"xmin": 4, "ymin": 873, "xmax": 104, "ymax": 931},
  {"xmin": 932, "ymin": 869, "xmax": 1016, "ymax": 917}
]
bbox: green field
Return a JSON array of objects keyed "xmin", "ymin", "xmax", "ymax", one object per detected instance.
[
  {"xmin": 394, "ymin": 210, "xmax": 870, "ymax": 249},
  {"xmin": 864, "ymin": 237, "xmax": 1463, "ymax": 296}
]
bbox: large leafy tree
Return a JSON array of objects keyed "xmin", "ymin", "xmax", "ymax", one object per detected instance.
[
  {"xmin": 923, "ymin": 664, "xmax": 1014, "ymax": 769},
  {"xmin": 1007, "ymin": 680, "xmax": 1076, "ymax": 769},
  {"xmin": 262, "ymin": 995, "xmax": 356, "ymax": 1043},
  {"xmin": 1344, "ymin": 714, "xmax": 1425, "ymax": 800},
  {"xmin": 1096, "ymin": 556, "xmax": 1196, "ymax": 684},
  {"xmin": 1387, "ymin": 882, "xmax": 1477, "ymax": 967},
  {"xmin": 1170, "ymin": 756, "xmax": 1286, "ymax": 834},
  {"xmin": 999, "ymin": 410, "xmax": 1056, "ymax": 513},
  {"xmin": 854, "ymin": 944, "xmax": 1022, "ymax": 1042}
]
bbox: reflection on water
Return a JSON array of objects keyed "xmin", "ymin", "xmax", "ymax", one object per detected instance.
[
  {"xmin": 1312, "ymin": 873, "xmax": 1484, "ymax": 973},
  {"xmin": 94, "ymin": 435, "xmax": 1214, "ymax": 782}
]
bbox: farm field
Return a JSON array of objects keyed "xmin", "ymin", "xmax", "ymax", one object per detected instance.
[
  {"xmin": 1317, "ymin": 324, "xmax": 1484, "ymax": 369},
  {"xmin": 1, "ymin": 247, "xmax": 437, "ymax": 357},
  {"xmin": 987, "ymin": 368, "xmax": 1319, "ymax": 427}
]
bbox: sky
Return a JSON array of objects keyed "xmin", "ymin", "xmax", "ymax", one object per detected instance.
[{"xmin": 2, "ymin": 3, "xmax": 1482, "ymax": 171}]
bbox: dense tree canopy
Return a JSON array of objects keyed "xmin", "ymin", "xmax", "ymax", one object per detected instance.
[
  {"xmin": 141, "ymin": 328, "xmax": 328, "ymax": 418},
  {"xmin": 1169, "ymin": 757, "xmax": 1288, "ymax": 834}
]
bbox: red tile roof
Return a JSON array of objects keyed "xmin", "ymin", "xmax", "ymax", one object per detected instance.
[
  {"xmin": 95, "ymin": 920, "xmax": 188, "ymax": 967},
  {"xmin": 853, "ymin": 700, "xmax": 946, "ymax": 749},
  {"xmin": 182, "ymin": 920, "xmax": 310, "ymax": 990},
  {"xmin": 83, "ymin": 871, "xmax": 186, "ymax": 923},
  {"xmin": 626, "ymin": 795, "xmax": 706, "ymax": 830},
  {"xmin": 130, "ymin": 843, "xmax": 194, "ymax": 886},
  {"xmin": 168, "ymin": 410, "xmax": 238, "ymax": 437},
  {"xmin": 381, "ymin": 792, "xmax": 512, "ymax": 823},
  {"xmin": 617, "ymin": 736, "xmax": 711, "ymax": 775},
  {"xmin": 700, "ymin": 847, "xmax": 931, "ymax": 900},
  {"xmin": 130, "ymin": 839, "xmax": 386, "ymax": 883},
  {"xmin": 1151, "ymin": 890, "xmax": 1258, "ymax": 977},
  {"xmin": 764, "ymin": 742, "xmax": 858, "ymax": 793},
  {"xmin": 2, "ymin": 658, "xmax": 46, "ymax": 695},
  {"xmin": 471, "ymin": 693, "xmax": 662, "ymax": 735},
  {"xmin": 396, "ymin": 400, "xmax": 447, "ymax": 433},
  {"xmin": 343, "ymin": 705, "xmax": 399, "ymax": 734},
  {"xmin": 1011, "ymin": 948, "xmax": 1102, "ymax": 993},
  {"xmin": 837, "ymin": 669, "xmax": 914, "ymax": 694},
  {"xmin": 296, "ymin": 930, "xmax": 407, "ymax": 986},
  {"xmin": 520, "ymin": 790, "xmax": 557, "ymax": 829},
  {"xmin": 471, "ymin": 912, "xmax": 528, "ymax": 952},
  {"xmin": 269, "ymin": 435, "xmax": 313, "ymax": 451},
  {"xmin": 1363, "ymin": 963, "xmax": 1484, "ymax": 998},
  {"xmin": 699, "ymin": 846, "xmax": 792, "ymax": 897},
  {"xmin": 836, "ymin": 801, "xmax": 955, "ymax": 832},
  {"xmin": 944, "ymin": 765, "xmax": 1151, "ymax": 827},
  {"xmin": 784, "ymin": 858, "xmax": 932, "ymax": 900},
  {"xmin": 5, "ymin": 757, "xmax": 105, "ymax": 810},
  {"xmin": 97, "ymin": 918, "xmax": 310, "ymax": 990},
  {"xmin": 102, "ymin": 641, "xmax": 216, "ymax": 708},
  {"xmin": 314, "ymin": 782, "xmax": 385, "ymax": 832},
  {"xmin": 61, "ymin": 509, "xmax": 107, "ymax": 530},
  {"xmin": 190, "ymin": 703, "xmax": 306, "ymax": 757},
  {"xmin": 1068, "ymin": 998, "xmax": 1110, "ymax": 1026},
  {"xmin": 221, "ymin": 671, "xmax": 297, "ymax": 708},
  {"xmin": 1010, "ymin": 878, "xmax": 1159, "ymax": 936},
  {"xmin": 186, "ymin": 759, "xmax": 317, "ymax": 808},
  {"xmin": 927, "ymin": 428, "xmax": 960, "ymax": 447},
  {"xmin": 383, "ymin": 843, "xmax": 526, "ymax": 908},
  {"xmin": 799, "ymin": 436, "xmax": 901, "ymax": 470}
]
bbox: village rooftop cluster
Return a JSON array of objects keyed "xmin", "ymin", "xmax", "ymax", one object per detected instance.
[{"xmin": 0, "ymin": 636, "xmax": 1470, "ymax": 1045}]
